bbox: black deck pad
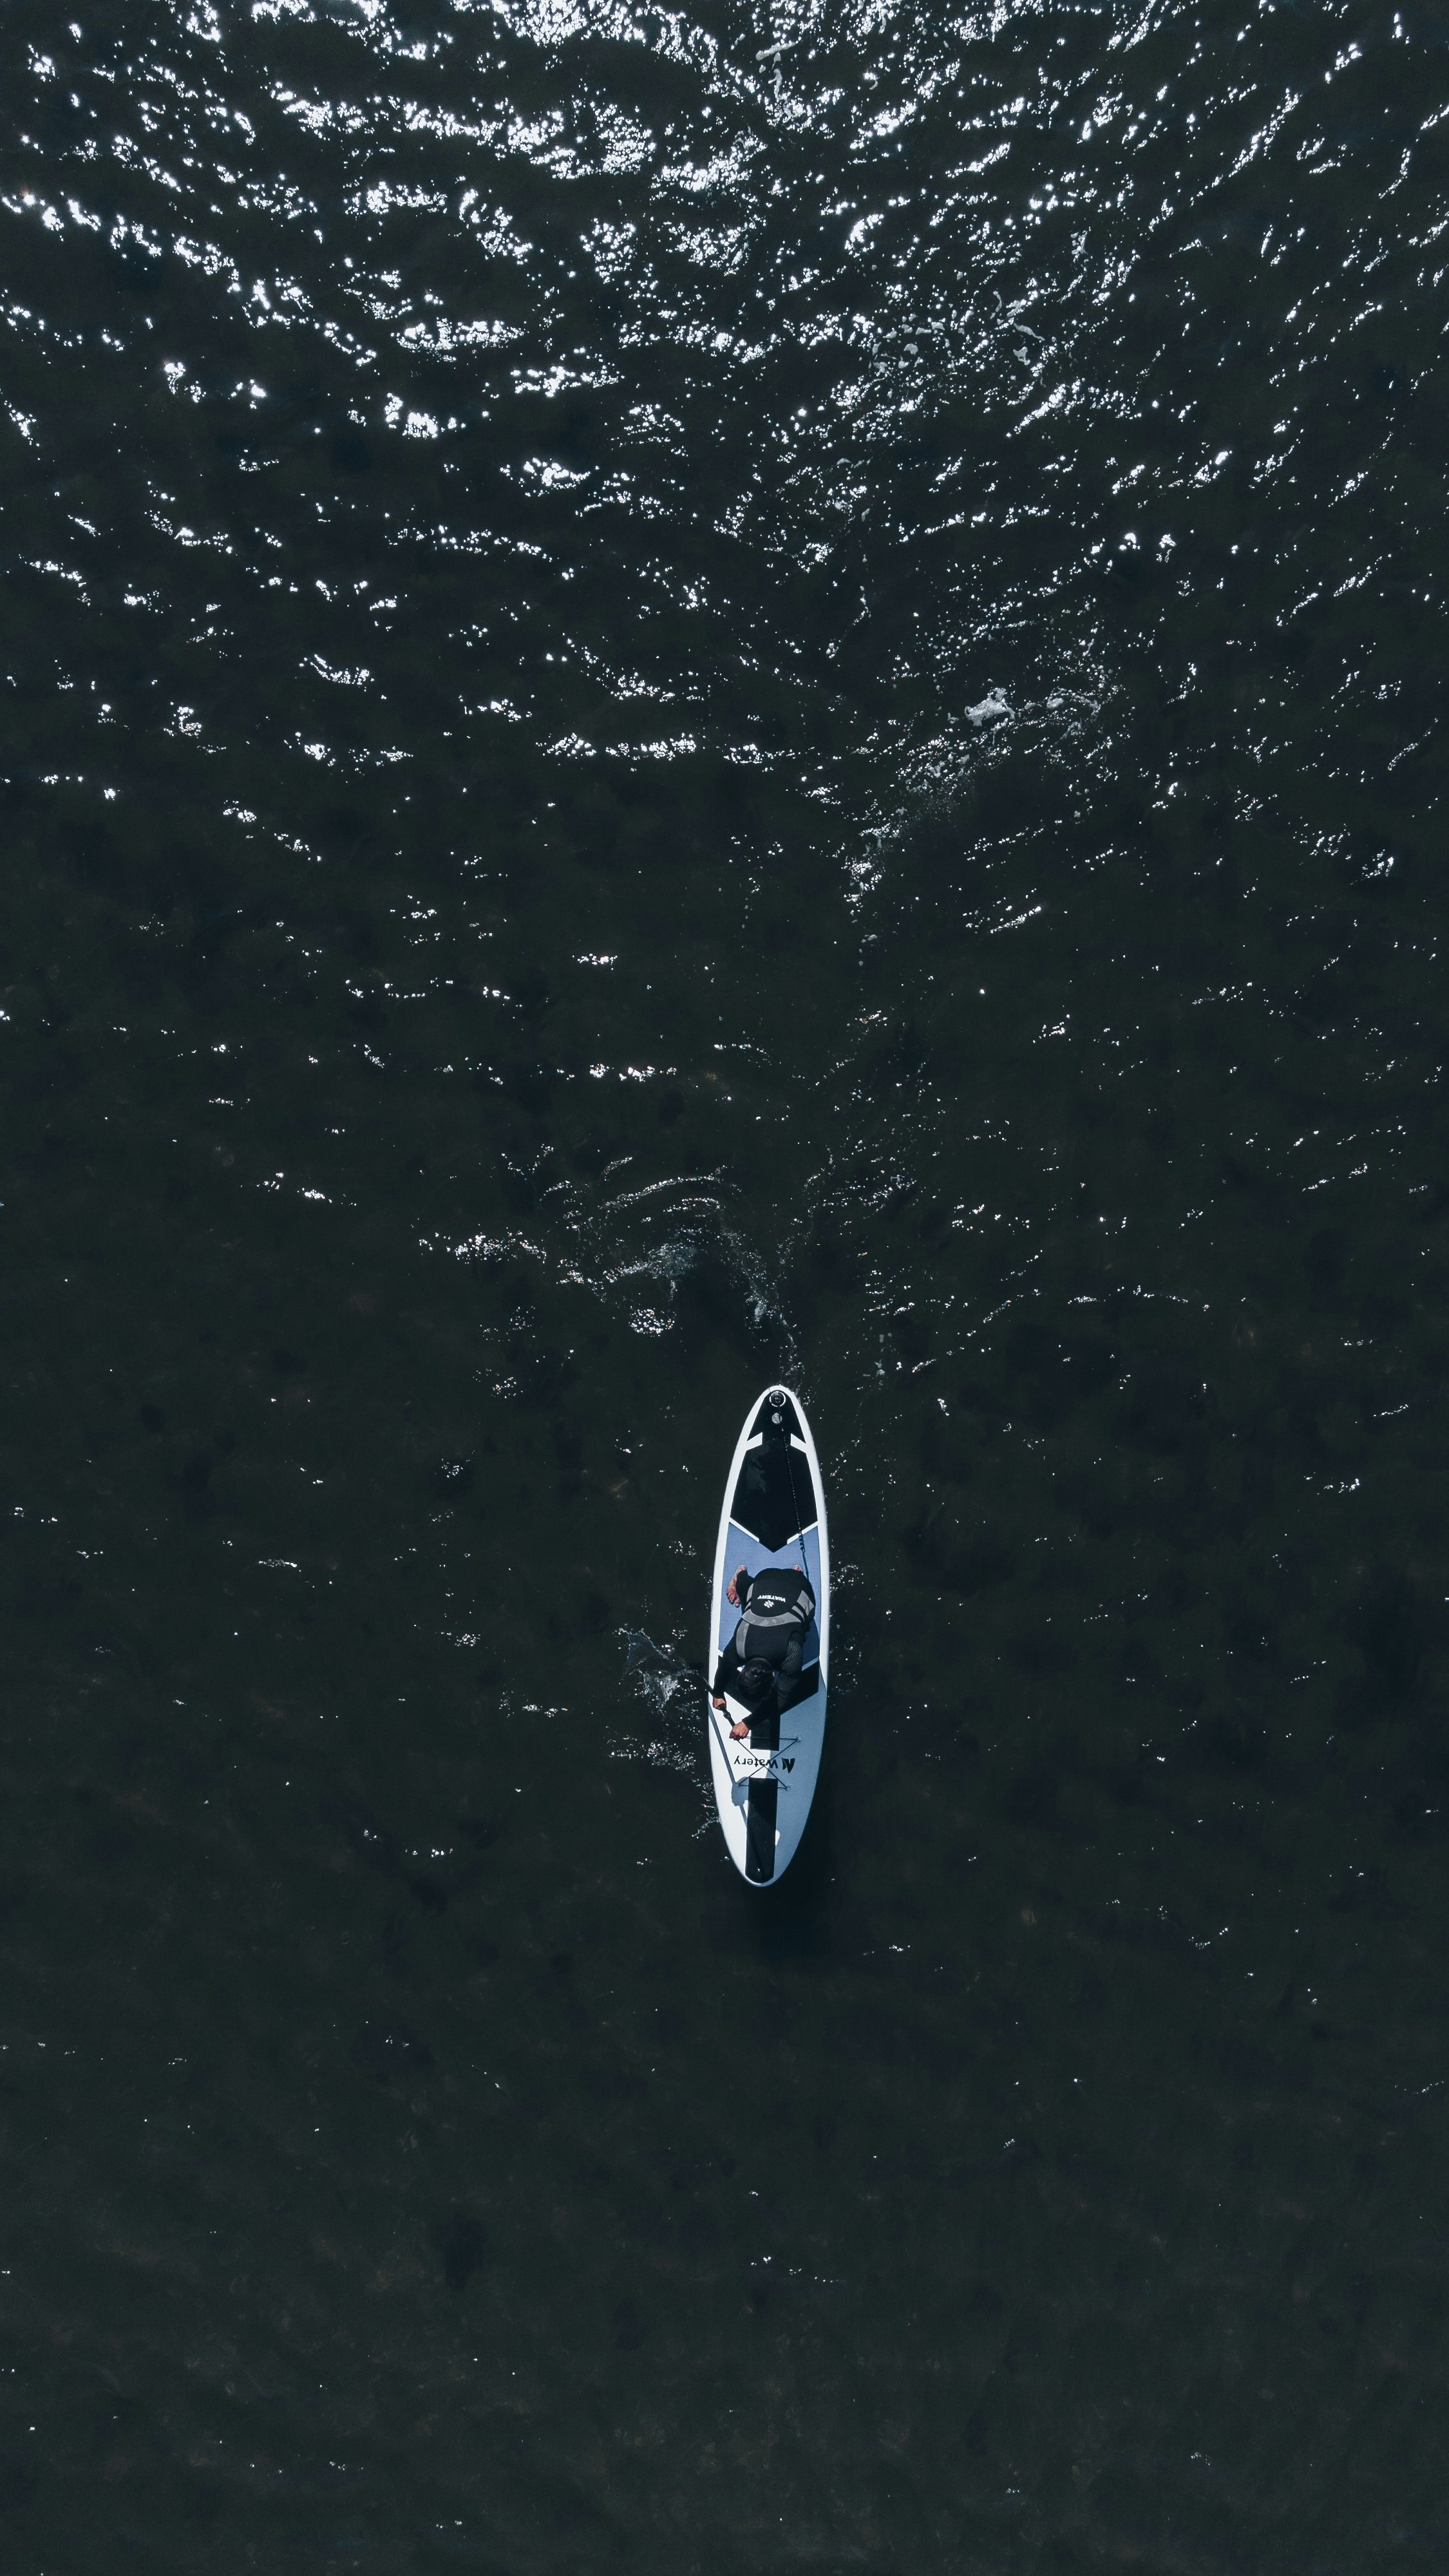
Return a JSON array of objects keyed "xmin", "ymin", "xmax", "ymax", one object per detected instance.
[
  {"xmin": 730, "ymin": 1394, "xmax": 814, "ymax": 1553},
  {"xmin": 744, "ymin": 1777, "xmax": 779, "ymax": 1882}
]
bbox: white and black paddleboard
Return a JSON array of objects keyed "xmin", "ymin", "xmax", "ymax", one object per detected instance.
[{"xmin": 706, "ymin": 1385, "xmax": 829, "ymax": 1886}]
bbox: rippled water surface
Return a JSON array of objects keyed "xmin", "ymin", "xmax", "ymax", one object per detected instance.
[{"xmin": 5, "ymin": 0, "xmax": 1449, "ymax": 2565}]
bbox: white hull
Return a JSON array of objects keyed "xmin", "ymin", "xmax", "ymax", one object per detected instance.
[{"xmin": 706, "ymin": 1386, "xmax": 829, "ymax": 1886}]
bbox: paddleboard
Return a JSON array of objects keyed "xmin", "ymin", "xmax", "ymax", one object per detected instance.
[{"xmin": 706, "ymin": 1385, "xmax": 829, "ymax": 1886}]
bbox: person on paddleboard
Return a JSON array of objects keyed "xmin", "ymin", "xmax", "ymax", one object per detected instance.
[{"xmin": 712, "ymin": 1562, "xmax": 817, "ymax": 1739}]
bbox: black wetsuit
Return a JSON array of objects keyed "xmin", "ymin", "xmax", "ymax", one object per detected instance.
[{"xmin": 712, "ymin": 1566, "xmax": 817, "ymax": 1716}]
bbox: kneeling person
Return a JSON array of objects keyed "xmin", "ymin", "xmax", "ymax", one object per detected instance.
[{"xmin": 712, "ymin": 1562, "xmax": 816, "ymax": 1741}]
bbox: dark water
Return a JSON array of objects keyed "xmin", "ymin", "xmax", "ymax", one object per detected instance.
[{"xmin": 4, "ymin": 0, "xmax": 1448, "ymax": 2564}]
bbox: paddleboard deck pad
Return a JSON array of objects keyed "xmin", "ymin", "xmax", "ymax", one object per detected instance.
[{"xmin": 706, "ymin": 1385, "xmax": 829, "ymax": 1885}]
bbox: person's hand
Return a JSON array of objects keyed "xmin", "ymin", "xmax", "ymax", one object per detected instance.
[
  {"xmin": 726, "ymin": 1563, "xmax": 746, "ymax": 1606},
  {"xmin": 730, "ymin": 1719, "xmax": 750, "ymax": 1741},
  {"xmin": 712, "ymin": 1696, "xmax": 726, "ymax": 1712}
]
